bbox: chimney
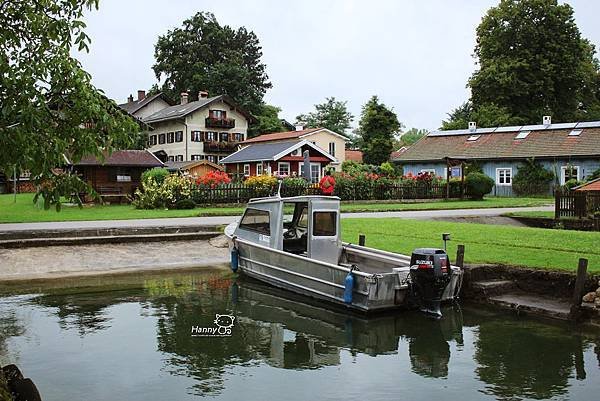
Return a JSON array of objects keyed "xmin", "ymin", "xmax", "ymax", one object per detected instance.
[
  {"xmin": 127, "ymin": 94, "xmax": 133, "ymax": 103},
  {"xmin": 180, "ymin": 92, "xmax": 189, "ymax": 105},
  {"xmin": 137, "ymin": 90, "xmax": 146, "ymax": 101},
  {"xmin": 543, "ymin": 115, "xmax": 551, "ymax": 125},
  {"xmin": 198, "ymin": 90, "xmax": 209, "ymax": 99},
  {"xmin": 295, "ymin": 122, "xmax": 305, "ymax": 131},
  {"xmin": 468, "ymin": 121, "xmax": 476, "ymax": 131}
]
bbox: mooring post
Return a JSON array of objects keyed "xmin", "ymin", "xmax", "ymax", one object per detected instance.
[
  {"xmin": 456, "ymin": 244, "xmax": 465, "ymax": 268},
  {"xmin": 569, "ymin": 258, "xmax": 588, "ymax": 320},
  {"xmin": 358, "ymin": 234, "xmax": 366, "ymax": 247}
]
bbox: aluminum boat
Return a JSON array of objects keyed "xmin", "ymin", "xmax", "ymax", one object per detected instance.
[{"xmin": 225, "ymin": 195, "xmax": 463, "ymax": 316}]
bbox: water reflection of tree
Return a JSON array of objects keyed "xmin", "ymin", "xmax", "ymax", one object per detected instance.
[
  {"xmin": 474, "ymin": 318, "xmax": 588, "ymax": 400},
  {"xmin": 0, "ymin": 308, "xmax": 26, "ymax": 358}
]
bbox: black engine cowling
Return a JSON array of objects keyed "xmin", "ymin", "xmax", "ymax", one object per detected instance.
[{"xmin": 409, "ymin": 248, "xmax": 451, "ymax": 317}]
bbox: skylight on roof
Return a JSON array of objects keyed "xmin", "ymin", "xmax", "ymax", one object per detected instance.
[
  {"xmin": 467, "ymin": 135, "xmax": 480, "ymax": 141},
  {"xmin": 569, "ymin": 129, "xmax": 582, "ymax": 136},
  {"xmin": 515, "ymin": 130, "xmax": 530, "ymax": 140}
]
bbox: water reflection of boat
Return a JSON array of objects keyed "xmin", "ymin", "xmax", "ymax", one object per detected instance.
[
  {"xmin": 233, "ymin": 278, "xmax": 464, "ymax": 376},
  {"xmin": 225, "ymin": 195, "xmax": 463, "ymax": 316}
]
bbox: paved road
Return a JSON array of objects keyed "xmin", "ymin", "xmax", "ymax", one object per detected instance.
[{"xmin": 0, "ymin": 206, "xmax": 553, "ymax": 232}]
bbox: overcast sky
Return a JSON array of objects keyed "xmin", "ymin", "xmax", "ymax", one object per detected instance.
[{"xmin": 76, "ymin": 0, "xmax": 600, "ymax": 131}]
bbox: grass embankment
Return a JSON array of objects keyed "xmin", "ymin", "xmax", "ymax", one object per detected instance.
[
  {"xmin": 0, "ymin": 193, "xmax": 551, "ymax": 224},
  {"xmin": 504, "ymin": 210, "xmax": 555, "ymax": 219},
  {"xmin": 341, "ymin": 218, "xmax": 600, "ymax": 272}
]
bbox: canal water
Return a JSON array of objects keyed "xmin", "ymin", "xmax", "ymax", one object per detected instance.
[{"xmin": 0, "ymin": 268, "xmax": 598, "ymax": 401}]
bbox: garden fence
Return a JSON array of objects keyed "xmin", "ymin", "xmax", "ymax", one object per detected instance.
[
  {"xmin": 555, "ymin": 190, "xmax": 600, "ymax": 219},
  {"xmin": 190, "ymin": 182, "xmax": 462, "ymax": 205}
]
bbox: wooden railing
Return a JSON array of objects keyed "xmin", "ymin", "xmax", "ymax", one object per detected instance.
[{"xmin": 555, "ymin": 190, "xmax": 600, "ymax": 219}]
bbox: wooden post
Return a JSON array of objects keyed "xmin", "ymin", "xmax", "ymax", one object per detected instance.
[
  {"xmin": 554, "ymin": 189, "xmax": 560, "ymax": 220},
  {"xmin": 358, "ymin": 234, "xmax": 366, "ymax": 247},
  {"xmin": 569, "ymin": 258, "xmax": 588, "ymax": 320},
  {"xmin": 455, "ymin": 245, "xmax": 465, "ymax": 268}
]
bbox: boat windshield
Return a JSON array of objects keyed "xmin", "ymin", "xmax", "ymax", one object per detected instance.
[{"xmin": 282, "ymin": 202, "xmax": 308, "ymax": 255}]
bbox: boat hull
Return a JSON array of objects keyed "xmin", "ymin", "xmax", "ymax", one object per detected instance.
[{"xmin": 226, "ymin": 224, "xmax": 462, "ymax": 313}]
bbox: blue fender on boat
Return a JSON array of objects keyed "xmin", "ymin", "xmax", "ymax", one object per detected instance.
[
  {"xmin": 230, "ymin": 247, "xmax": 239, "ymax": 272},
  {"xmin": 343, "ymin": 270, "xmax": 354, "ymax": 304}
]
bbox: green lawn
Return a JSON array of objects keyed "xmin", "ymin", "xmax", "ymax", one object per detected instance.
[
  {"xmin": 341, "ymin": 218, "xmax": 600, "ymax": 272},
  {"xmin": 0, "ymin": 193, "xmax": 552, "ymax": 224},
  {"xmin": 504, "ymin": 210, "xmax": 555, "ymax": 219}
]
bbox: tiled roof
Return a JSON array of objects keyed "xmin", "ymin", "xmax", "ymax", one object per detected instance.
[
  {"xmin": 393, "ymin": 122, "xmax": 600, "ymax": 162},
  {"xmin": 118, "ymin": 93, "xmax": 170, "ymax": 115},
  {"xmin": 243, "ymin": 128, "xmax": 322, "ymax": 143},
  {"xmin": 220, "ymin": 140, "xmax": 303, "ymax": 163},
  {"xmin": 220, "ymin": 140, "xmax": 336, "ymax": 164},
  {"xmin": 143, "ymin": 94, "xmax": 253, "ymax": 124},
  {"xmin": 164, "ymin": 160, "xmax": 224, "ymax": 171},
  {"xmin": 74, "ymin": 150, "xmax": 164, "ymax": 167},
  {"xmin": 345, "ymin": 149, "xmax": 363, "ymax": 162},
  {"xmin": 575, "ymin": 178, "xmax": 600, "ymax": 191}
]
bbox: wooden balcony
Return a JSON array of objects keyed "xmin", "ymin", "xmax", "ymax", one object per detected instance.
[{"xmin": 205, "ymin": 117, "xmax": 235, "ymax": 129}]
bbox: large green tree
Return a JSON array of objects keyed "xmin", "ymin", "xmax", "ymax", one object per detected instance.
[
  {"xmin": 0, "ymin": 0, "xmax": 139, "ymax": 207},
  {"xmin": 247, "ymin": 104, "xmax": 285, "ymax": 137},
  {"xmin": 296, "ymin": 97, "xmax": 353, "ymax": 135},
  {"xmin": 357, "ymin": 96, "xmax": 402, "ymax": 165},
  {"xmin": 152, "ymin": 12, "xmax": 271, "ymax": 116},
  {"xmin": 444, "ymin": 0, "xmax": 600, "ymax": 129}
]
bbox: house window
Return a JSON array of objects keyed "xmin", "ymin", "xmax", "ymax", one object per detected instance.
[
  {"xmin": 239, "ymin": 208, "xmax": 270, "ymax": 235},
  {"xmin": 218, "ymin": 156, "xmax": 224, "ymax": 162},
  {"xmin": 450, "ymin": 166, "xmax": 462, "ymax": 178},
  {"xmin": 206, "ymin": 132, "xmax": 217, "ymax": 141},
  {"xmin": 149, "ymin": 135, "xmax": 157, "ymax": 146},
  {"xmin": 116, "ymin": 175, "xmax": 131, "ymax": 182},
  {"xmin": 467, "ymin": 135, "xmax": 480, "ymax": 141},
  {"xmin": 206, "ymin": 155, "xmax": 216, "ymax": 163},
  {"xmin": 175, "ymin": 131, "xmax": 183, "ymax": 142},
  {"xmin": 209, "ymin": 110, "xmax": 225, "ymax": 119},
  {"xmin": 176, "ymin": 155, "xmax": 183, "ymax": 162},
  {"xmin": 299, "ymin": 162, "xmax": 320, "ymax": 182},
  {"xmin": 233, "ymin": 133, "xmax": 244, "ymax": 142},
  {"xmin": 191, "ymin": 155, "xmax": 202, "ymax": 161},
  {"xmin": 515, "ymin": 131, "xmax": 530, "ymax": 140},
  {"xmin": 167, "ymin": 132, "xmax": 174, "ymax": 143},
  {"xmin": 219, "ymin": 132, "xmax": 228, "ymax": 142},
  {"xmin": 191, "ymin": 131, "xmax": 201, "ymax": 142},
  {"xmin": 256, "ymin": 163, "xmax": 263, "ymax": 175},
  {"xmin": 496, "ymin": 168, "xmax": 512, "ymax": 186},
  {"xmin": 278, "ymin": 162, "xmax": 290, "ymax": 176},
  {"xmin": 569, "ymin": 129, "xmax": 582, "ymax": 137},
  {"xmin": 420, "ymin": 169, "xmax": 436, "ymax": 175},
  {"xmin": 168, "ymin": 156, "xmax": 174, "ymax": 162},
  {"xmin": 158, "ymin": 134, "xmax": 166, "ymax": 144},
  {"xmin": 243, "ymin": 164, "xmax": 251, "ymax": 177},
  {"xmin": 561, "ymin": 165, "xmax": 580, "ymax": 185},
  {"xmin": 313, "ymin": 212, "xmax": 337, "ymax": 237},
  {"xmin": 328, "ymin": 142, "xmax": 336, "ymax": 157}
]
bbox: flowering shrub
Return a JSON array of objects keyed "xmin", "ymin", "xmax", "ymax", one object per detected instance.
[
  {"xmin": 245, "ymin": 175, "xmax": 277, "ymax": 188},
  {"xmin": 281, "ymin": 177, "xmax": 309, "ymax": 197},
  {"xmin": 196, "ymin": 171, "xmax": 232, "ymax": 188},
  {"xmin": 133, "ymin": 173, "xmax": 193, "ymax": 209}
]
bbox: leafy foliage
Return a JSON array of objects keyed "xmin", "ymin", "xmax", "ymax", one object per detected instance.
[
  {"xmin": 248, "ymin": 104, "xmax": 285, "ymax": 137},
  {"xmin": 1, "ymin": 0, "xmax": 140, "ymax": 208},
  {"xmin": 443, "ymin": 0, "xmax": 600, "ymax": 129},
  {"xmin": 133, "ymin": 174, "xmax": 192, "ymax": 209},
  {"xmin": 296, "ymin": 97, "xmax": 353, "ymax": 135},
  {"xmin": 512, "ymin": 158, "xmax": 555, "ymax": 196},
  {"xmin": 357, "ymin": 96, "xmax": 402, "ymax": 165},
  {"xmin": 152, "ymin": 12, "xmax": 271, "ymax": 116},
  {"xmin": 465, "ymin": 172, "xmax": 495, "ymax": 200},
  {"xmin": 142, "ymin": 168, "xmax": 170, "ymax": 186},
  {"xmin": 588, "ymin": 168, "xmax": 600, "ymax": 181},
  {"xmin": 397, "ymin": 128, "xmax": 427, "ymax": 147}
]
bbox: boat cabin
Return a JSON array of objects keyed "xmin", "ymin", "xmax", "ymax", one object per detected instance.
[{"xmin": 233, "ymin": 196, "xmax": 342, "ymax": 265}]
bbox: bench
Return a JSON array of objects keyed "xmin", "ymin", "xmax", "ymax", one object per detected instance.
[{"xmin": 97, "ymin": 186, "xmax": 130, "ymax": 204}]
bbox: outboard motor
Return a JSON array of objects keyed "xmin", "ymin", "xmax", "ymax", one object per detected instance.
[{"xmin": 409, "ymin": 248, "xmax": 451, "ymax": 317}]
